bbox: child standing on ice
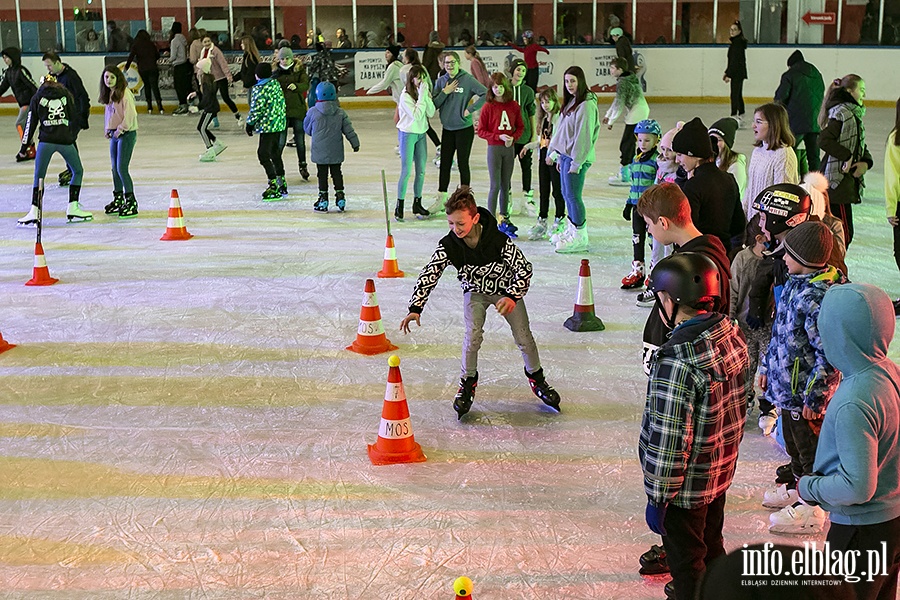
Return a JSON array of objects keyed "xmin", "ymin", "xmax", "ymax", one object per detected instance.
[
  {"xmin": 399, "ymin": 186, "xmax": 560, "ymax": 420},
  {"xmin": 99, "ymin": 65, "xmax": 140, "ymax": 218},
  {"xmin": 523, "ymin": 87, "xmax": 565, "ymax": 241},
  {"xmin": 602, "ymin": 56, "xmax": 649, "ymax": 187},
  {"xmin": 190, "ymin": 58, "xmax": 224, "ymax": 162},
  {"xmin": 245, "ymin": 62, "xmax": 287, "ymax": 201},
  {"xmin": 620, "ymin": 119, "xmax": 660, "ymax": 290}
]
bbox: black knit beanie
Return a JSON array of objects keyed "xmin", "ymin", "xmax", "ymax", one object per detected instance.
[
  {"xmin": 672, "ymin": 117, "xmax": 713, "ymax": 159},
  {"xmin": 709, "ymin": 117, "xmax": 738, "ymax": 149},
  {"xmin": 255, "ymin": 62, "xmax": 272, "ymax": 79}
]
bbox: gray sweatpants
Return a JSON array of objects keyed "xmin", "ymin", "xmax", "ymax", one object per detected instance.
[
  {"xmin": 462, "ymin": 291, "xmax": 541, "ymax": 379},
  {"xmin": 486, "ymin": 144, "xmax": 515, "ymax": 217}
]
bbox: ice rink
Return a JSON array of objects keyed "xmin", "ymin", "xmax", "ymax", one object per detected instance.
[{"xmin": 1, "ymin": 102, "xmax": 899, "ymax": 599}]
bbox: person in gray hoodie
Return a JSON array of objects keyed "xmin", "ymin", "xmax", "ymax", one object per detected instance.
[
  {"xmin": 429, "ymin": 51, "xmax": 487, "ymax": 212},
  {"xmin": 799, "ymin": 283, "xmax": 900, "ymax": 600}
]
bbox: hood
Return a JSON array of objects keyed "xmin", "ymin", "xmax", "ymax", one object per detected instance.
[
  {"xmin": 787, "ymin": 49, "xmax": 804, "ymax": 67},
  {"xmin": 37, "ymin": 84, "xmax": 70, "ymax": 103},
  {"xmin": 1, "ymin": 46, "xmax": 21, "ymax": 67},
  {"xmin": 445, "ymin": 207, "xmax": 507, "ymax": 256},
  {"xmin": 663, "ymin": 313, "xmax": 746, "ymax": 383},
  {"xmin": 315, "ymin": 99, "xmax": 340, "ymax": 115},
  {"xmin": 819, "ymin": 283, "xmax": 895, "ymax": 376}
]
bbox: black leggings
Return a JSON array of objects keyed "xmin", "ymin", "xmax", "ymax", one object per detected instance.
[
  {"xmin": 619, "ymin": 123, "xmax": 637, "ymax": 167},
  {"xmin": 513, "ymin": 142, "xmax": 533, "ymax": 192},
  {"xmin": 525, "ymin": 67, "xmax": 539, "ymax": 92},
  {"xmin": 317, "ymin": 163, "xmax": 344, "ymax": 192},
  {"xmin": 730, "ymin": 77, "xmax": 745, "ymax": 116},
  {"xmin": 257, "ymin": 132, "xmax": 285, "ymax": 180},
  {"xmin": 537, "ymin": 146, "xmax": 564, "ymax": 220},
  {"xmin": 438, "ymin": 125, "xmax": 474, "ymax": 192},
  {"xmin": 139, "ymin": 68, "xmax": 163, "ymax": 111},
  {"xmin": 216, "ymin": 78, "xmax": 239, "ymax": 115},
  {"xmin": 427, "ymin": 125, "xmax": 441, "ymax": 148},
  {"xmin": 173, "ymin": 62, "xmax": 193, "ymax": 105},
  {"xmin": 632, "ymin": 205, "xmax": 648, "ymax": 262}
]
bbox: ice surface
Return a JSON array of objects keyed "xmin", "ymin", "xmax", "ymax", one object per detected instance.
[{"xmin": 1, "ymin": 103, "xmax": 898, "ymax": 599}]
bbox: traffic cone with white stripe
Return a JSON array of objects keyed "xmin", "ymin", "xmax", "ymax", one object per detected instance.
[
  {"xmin": 563, "ymin": 259, "xmax": 605, "ymax": 332},
  {"xmin": 367, "ymin": 355, "xmax": 426, "ymax": 465},
  {"xmin": 160, "ymin": 189, "xmax": 193, "ymax": 241},
  {"xmin": 0, "ymin": 330, "xmax": 14, "ymax": 355},
  {"xmin": 25, "ymin": 243, "xmax": 59, "ymax": 286},
  {"xmin": 376, "ymin": 234, "xmax": 404, "ymax": 278},
  {"xmin": 347, "ymin": 279, "xmax": 399, "ymax": 355}
]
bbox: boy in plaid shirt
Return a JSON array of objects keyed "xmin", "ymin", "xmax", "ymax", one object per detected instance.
[{"xmin": 639, "ymin": 252, "xmax": 749, "ymax": 600}]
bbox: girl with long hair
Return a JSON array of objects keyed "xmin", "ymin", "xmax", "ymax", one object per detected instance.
[
  {"xmin": 199, "ymin": 36, "xmax": 241, "ymax": 122},
  {"xmin": 476, "ymin": 72, "xmax": 523, "ymax": 237},
  {"xmin": 400, "ymin": 48, "xmax": 442, "ymax": 158},
  {"xmin": 99, "ymin": 65, "xmax": 140, "ymax": 218},
  {"xmin": 886, "ymin": 97, "xmax": 900, "ymax": 314},
  {"xmin": 394, "ymin": 64, "xmax": 435, "ymax": 221},
  {"xmin": 125, "ymin": 30, "xmax": 163, "ymax": 114},
  {"xmin": 818, "ymin": 74, "xmax": 871, "ymax": 246},
  {"xmin": 546, "ymin": 65, "xmax": 600, "ymax": 253},
  {"xmin": 522, "ymin": 87, "xmax": 565, "ymax": 240},
  {"xmin": 240, "ymin": 36, "xmax": 261, "ymax": 90},
  {"xmin": 743, "ymin": 102, "xmax": 798, "ymax": 220},
  {"xmin": 723, "ymin": 20, "xmax": 748, "ymax": 126},
  {"xmin": 709, "ymin": 116, "xmax": 747, "ymax": 199}
]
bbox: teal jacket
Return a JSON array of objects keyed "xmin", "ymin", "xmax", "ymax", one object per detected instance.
[
  {"xmin": 247, "ymin": 78, "xmax": 286, "ymax": 134},
  {"xmin": 799, "ymin": 284, "xmax": 900, "ymax": 526}
]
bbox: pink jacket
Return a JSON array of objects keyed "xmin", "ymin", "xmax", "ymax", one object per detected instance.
[{"xmin": 200, "ymin": 46, "xmax": 231, "ymax": 82}]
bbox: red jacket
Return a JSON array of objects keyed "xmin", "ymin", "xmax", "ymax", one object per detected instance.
[{"xmin": 477, "ymin": 100, "xmax": 524, "ymax": 146}]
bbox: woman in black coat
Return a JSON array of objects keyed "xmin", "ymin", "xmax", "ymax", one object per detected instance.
[{"xmin": 723, "ymin": 21, "xmax": 747, "ymax": 126}]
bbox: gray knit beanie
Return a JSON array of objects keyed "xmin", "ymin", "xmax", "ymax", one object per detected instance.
[{"xmin": 783, "ymin": 221, "xmax": 833, "ymax": 268}]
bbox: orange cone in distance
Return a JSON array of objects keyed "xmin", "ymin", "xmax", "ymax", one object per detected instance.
[
  {"xmin": 160, "ymin": 189, "xmax": 193, "ymax": 241},
  {"xmin": 563, "ymin": 259, "xmax": 605, "ymax": 332},
  {"xmin": 454, "ymin": 576, "xmax": 473, "ymax": 599},
  {"xmin": 25, "ymin": 243, "xmax": 59, "ymax": 286},
  {"xmin": 347, "ymin": 279, "xmax": 398, "ymax": 355},
  {"xmin": 367, "ymin": 355, "xmax": 426, "ymax": 465},
  {"xmin": 376, "ymin": 234, "xmax": 404, "ymax": 278},
  {"xmin": 0, "ymin": 330, "xmax": 15, "ymax": 355}
]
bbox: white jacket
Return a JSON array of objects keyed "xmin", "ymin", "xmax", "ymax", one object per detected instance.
[{"xmin": 396, "ymin": 85, "xmax": 435, "ymax": 134}]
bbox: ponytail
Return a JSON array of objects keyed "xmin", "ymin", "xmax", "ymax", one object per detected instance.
[{"xmin": 818, "ymin": 74, "xmax": 863, "ymax": 129}]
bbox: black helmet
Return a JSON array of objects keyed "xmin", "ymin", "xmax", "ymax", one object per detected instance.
[
  {"xmin": 752, "ymin": 183, "xmax": 811, "ymax": 236},
  {"xmin": 647, "ymin": 253, "xmax": 721, "ymax": 304}
]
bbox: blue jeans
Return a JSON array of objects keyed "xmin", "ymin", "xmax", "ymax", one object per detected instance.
[
  {"xmin": 109, "ymin": 130, "xmax": 137, "ymax": 193},
  {"xmin": 558, "ymin": 154, "xmax": 589, "ymax": 228},
  {"xmin": 397, "ymin": 131, "xmax": 426, "ymax": 200},
  {"xmin": 33, "ymin": 142, "xmax": 83, "ymax": 188}
]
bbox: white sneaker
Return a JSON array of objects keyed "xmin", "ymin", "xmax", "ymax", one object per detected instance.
[
  {"xmin": 18, "ymin": 205, "xmax": 40, "ymax": 226},
  {"xmin": 762, "ymin": 484, "xmax": 799, "ymax": 509},
  {"xmin": 555, "ymin": 226, "xmax": 589, "ymax": 253},
  {"xmin": 769, "ymin": 501, "xmax": 826, "ymax": 534},
  {"xmin": 212, "ymin": 140, "xmax": 227, "ymax": 156},
  {"xmin": 759, "ymin": 410, "xmax": 778, "ymax": 436}
]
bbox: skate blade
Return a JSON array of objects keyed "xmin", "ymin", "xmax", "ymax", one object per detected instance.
[
  {"xmin": 17, "ymin": 221, "xmax": 38, "ymax": 228},
  {"xmin": 118, "ymin": 214, "xmax": 138, "ymax": 220},
  {"xmin": 67, "ymin": 215, "xmax": 93, "ymax": 223},
  {"xmin": 213, "ymin": 147, "xmax": 227, "ymax": 156},
  {"xmin": 542, "ymin": 401, "xmax": 561, "ymax": 413},
  {"xmin": 638, "ymin": 567, "xmax": 671, "ymax": 578},
  {"xmin": 769, "ymin": 524, "xmax": 823, "ymax": 535}
]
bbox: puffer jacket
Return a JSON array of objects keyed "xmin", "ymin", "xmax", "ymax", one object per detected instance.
[
  {"xmin": 273, "ymin": 58, "xmax": 309, "ymax": 120},
  {"xmin": 759, "ymin": 266, "xmax": 847, "ymax": 413},
  {"xmin": 246, "ymin": 77, "xmax": 286, "ymax": 134},
  {"xmin": 303, "ymin": 99, "xmax": 359, "ymax": 164},
  {"xmin": 0, "ymin": 47, "xmax": 37, "ymax": 106}
]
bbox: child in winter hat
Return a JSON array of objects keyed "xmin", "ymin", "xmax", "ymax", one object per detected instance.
[
  {"xmin": 783, "ymin": 220, "xmax": 833, "ymax": 269},
  {"xmin": 671, "ymin": 116, "xmax": 713, "ymax": 159}
]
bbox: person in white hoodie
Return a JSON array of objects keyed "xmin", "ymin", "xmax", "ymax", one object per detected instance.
[
  {"xmin": 602, "ymin": 56, "xmax": 650, "ymax": 186},
  {"xmin": 394, "ymin": 65, "xmax": 435, "ymax": 222},
  {"xmin": 366, "ymin": 45, "xmax": 403, "ymax": 103}
]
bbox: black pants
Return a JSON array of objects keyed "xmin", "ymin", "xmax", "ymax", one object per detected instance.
[
  {"xmin": 619, "ymin": 123, "xmax": 637, "ymax": 167},
  {"xmin": 795, "ymin": 131, "xmax": 820, "ymax": 174},
  {"xmin": 632, "ymin": 205, "xmax": 648, "ymax": 262},
  {"xmin": 730, "ymin": 78, "xmax": 745, "ymax": 116},
  {"xmin": 279, "ymin": 116, "xmax": 307, "ymax": 168},
  {"xmin": 216, "ymin": 78, "xmax": 239, "ymax": 115},
  {"xmin": 438, "ymin": 125, "xmax": 475, "ymax": 192},
  {"xmin": 781, "ymin": 409, "xmax": 823, "ymax": 483},
  {"xmin": 427, "ymin": 125, "xmax": 441, "ymax": 148},
  {"xmin": 663, "ymin": 493, "xmax": 727, "ymax": 600},
  {"xmin": 513, "ymin": 142, "xmax": 533, "ymax": 192},
  {"xmin": 537, "ymin": 146, "xmax": 564, "ymax": 220},
  {"xmin": 827, "ymin": 513, "xmax": 900, "ymax": 600},
  {"xmin": 198, "ymin": 111, "xmax": 217, "ymax": 148},
  {"xmin": 257, "ymin": 132, "xmax": 285, "ymax": 180},
  {"xmin": 173, "ymin": 62, "xmax": 192, "ymax": 105},
  {"xmin": 525, "ymin": 67, "xmax": 539, "ymax": 92},
  {"xmin": 317, "ymin": 163, "xmax": 344, "ymax": 192},
  {"xmin": 139, "ymin": 68, "xmax": 163, "ymax": 111},
  {"xmin": 831, "ymin": 202, "xmax": 854, "ymax": 247}
]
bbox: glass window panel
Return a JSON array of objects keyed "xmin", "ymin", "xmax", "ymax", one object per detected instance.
[
  {"xmin": 634, "ymin": 0, "xmax": 674, "ymax": 44},
  {"xmin": 313, "ymin": 2, "xmax": 355, "ymax": 49},
  {"xmin": 19, "ymin": 0, "xmax": 63, "ymax": 53},
  {"xmin": 104, "ymin": 0, "xmax": 147, "ymax": 51},
  {"xmin": 478, "ymin": 0, "xmax": 514, "ymax": 48},
  {"xmin": 840, "ymin": 0, "xmax": 877, "ymax": 44},
  {"xmin": 355, "ymin": 0, "xmax": 394, "ymax": 48},
  {"xmin": 884, "ymin": 0, "xmax": 900, "ymax": 44},
  {"xmin": 516, "ymin": 2, "xmax": 554, "ymax": 45},
  {"xmin": 397, "ymin": 0, "xmax": 434, "ymax": 47},
  {"xmin": 676, "ymin": 0, "xmax": 715, "ymax": 43},
  {"xmin": 556, "ymin": 1, "xmax": 593, "ymax": 44},
  {"xmin": 446, "ymin": 5, "xmax": 474, "ymax": 46},
  {"xmin": 597, "ymin": 2, "xmax": 628, "ymax": 44}
]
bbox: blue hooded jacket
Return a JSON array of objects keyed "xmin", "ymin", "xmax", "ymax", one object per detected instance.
[{"xmin": 799, "ymin": 284, "xmax": 900, "ymax": 526}]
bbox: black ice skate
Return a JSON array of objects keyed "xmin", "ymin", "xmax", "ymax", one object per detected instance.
[
  {"xmin": 119, "ymin": 192, "xmax": 138, "ymax": 219},
  {"xmin": 299, "ymin": 164, "xmax": 310, "ymax": 181},
  {"xmin": 66, "ymin": 186, "xmax": 93, "ymax": 222},
  {"xmin": 394, "ymin": 199, "xmax": 404, "ymax": 222},
  {"xmin": 638, "ymin": 544, "xmax": 669, "ymax": 576},
  {"xmin": 526, "ymin": 368, "xmax": 561, "ymax": 412},
  {"xmin": 335, "ymin": 190, "xmax": 346, "ymax": 212},
  {"xmin": 314, "ymin": 191, "xmax": 328, "ymax": 212},
  {"xmin": 58, "ymin": 168, "xmax": 72, "ymax": 187},
  {"xmin": 105, "ymin": 191, "xmax": 125, "ymax": 214},
  {"xmin": 454, "ymin": 373, "xmax": 478, "ymax": 420},
  {"xmin": 262, "ymin": 179, "xmax": 281, "ymax": 202},
  {"xmin": 411, "ymin": 197, "xmax": 430, "ymax": 219},
  {"xmin": 775, "ymin": 463, "xmax": 793, "ymax": 484}
]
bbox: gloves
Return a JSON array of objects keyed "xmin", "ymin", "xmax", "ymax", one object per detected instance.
[
  {"xmin": 245, "ymin": 122, "xmax": 254, "ymax": 136},
  {"xmin": 645, "ymin": 500, "xmax": 668, "ymax": 536},
  {"xmin": 623, "ymin": 203, "xmax": 634, "ymax": 221},
  {"xmin": 746, "ymin": 315, "xmax": 764, "ymax": 330}
]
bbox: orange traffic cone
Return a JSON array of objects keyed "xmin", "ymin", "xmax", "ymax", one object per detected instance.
[
  {"xmin": 347, "ymin": 279, "xmax": 398, "ymax": 355},
  {"xmin": 376, "ymin": 234, "xmax": 404, "ymax": 278},
  {"xmin": 0, "ymin": 330, "xmax": 15, "ymax": 355},
  {"xmin": 367, "ymin": 355, "xmax": 426, "ymax": 465},
  {"xmin": 25, "ymin": 243, "xmax": 59, "ymax": 286},
  {"xmin": 160, "ymin": 189, "xmax": 193, "ymax": 241},
  {"xmin": 563, "ymin": 259, "xmax": 605, "ymax": 332},
  {"xmin": 453, "ymin": 576, "xmax": 473, "ymax": 599}
]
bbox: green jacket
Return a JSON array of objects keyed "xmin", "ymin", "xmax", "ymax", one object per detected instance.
[
  {"xmin": 273, "ymin": 59, "xmax": 310, "ymax": 120},
  {"xmin": 247, "ymin": 77, "xmax": 286, "ymax": 134}
]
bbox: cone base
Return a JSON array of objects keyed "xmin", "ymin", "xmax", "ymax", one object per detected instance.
[
  {"xmin": 376, "ymin": 268, "xmax": 404, "ymax": 278},
  {"xmin": 564, "ymin": 312, "xmax": 605, "ymax": 332},
  {"xmin": 25, "ymin": 271, "xmax": 59, "ymax": 286},
  {"xmin": 161, "ymin": 230, "xmax": 193, "ymax": 241},
  {"xmin": 346, "ymin": 339, "xmax": 399, "ymax": 355},
  {"xmin": 0, "ymin": 341, "xmax": 15, "ymax": 355},
  {"xmin": 367, "ymin": 441, "xmax": 427, "ymax": 465}
]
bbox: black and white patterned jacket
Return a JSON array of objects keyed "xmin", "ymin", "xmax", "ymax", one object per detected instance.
[{"xmin": 408, "ymin": 208, "xmax": 532, "ymax": 314}]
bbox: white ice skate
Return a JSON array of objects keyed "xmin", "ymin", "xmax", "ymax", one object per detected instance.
[
  {"xmin": 212, "ymin": 140, "xmax": 227, "ymax": 156},
  {"xmin": 555, "ymin": 227, "xmax": 589, "ymax": 254},
  {"xmin": 17, "ymin": 205, "xmax": 40, "ymax": 227},
  {"xmin": 66, "ymin": 201, "xmax": 93, "ymax": 223},
  {"xmin": 199, "ymin": 147, "xmax": 217, "ymax": 162},
  {"xmin": 523, "ymin": 190, "xmax": 537, "ymax": 217},
  {"xmin": 527, "ymin": 217, "xmax": 547, "ymax": 241},
  {"xmin": 769, "ymin": 501, "xmax": 826, "ymax": 534},
  {"xmin": 762, "ymin": 483, "xmax": 799, "ymax": 509}
]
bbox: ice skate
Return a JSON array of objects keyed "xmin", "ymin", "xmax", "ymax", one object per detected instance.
[
  {"xmin": 769, "ymin": 501, "xmax": 826, "ymax": 534},
  {"xmin": 119, "ymin": 192, "xmax": 138, "ymax": 219},
  {"xmin": 313, "ymin": 191, "xmax": 329, "ymax": 212},
  {"xmin": 775, "ymin": 463, "xmax": 793, "ymax": 484},
  {"xmin": 522, "ymin": 190, "xmax": 537, "ymax": 217},
  {"xmin": 527, "ymin": 217, "xmax": 547, "ymax": 241},
  {"xmin": 454, "ymin": 373, "xmax": 478, "ymax": 420},
  {"xmin": 549, "ymin": 218, "xmax": 571, "ymax": 244},
  {"xmin": 394, "ymin": 199, "xmax": 404, "ymax": 222},
  {"xmin": 497, "ymin": 215, "xmax": 518, "ymax": 239},
  {"xmin": 299, "ymin": 164, "xmax": 310, "ymax": 181},
  {"xmin": 199, "ymin": 147, "xmax": 217, "ymax": 162},
  {"xmin": 277, "ymin": 176, "xmax": 288, "ymax": 198},
  {"xmin": 286, "ymin": 135, "xmax": 296, "ymax": 147},
  {"xmin": 759, "ymin": 408, "xmax": 778, "ymax": 436},
  {"xmin": 411, "ymin": 197, "xmax": 429, "ymax": 219},
  {"xmin": 426, "ymin": 191, "xmax": 446, "ymax": 215},
  {"xmin": 17, "ymin": 204, "xmax": 40, "ymax": 228},
  {"xmin": 335, "ymin": 190, "xmax": 346, "ymax": 212},
  {"xmin": 58, "ymin": 169, "xmax": 72, "ymax": 187},
  {"xmin": 211, "ymin": 140, "xmax": 227, "ymax": 156},
  {"xmin": 621, "ymin": 261, "xmax": 645, "ymax": 289},
  {"xmin": 608, "ymin": 165, "xmax": 630, "ymax": 187},
  {"xmin": 762, "ymin": 483, "xmax": 799, "ymax": 509},
  {"xmin": 262, "ymin": 179, "xmax": 282, "ymax": 202},
  {"xmin": 526, "ymin": 368, "xmax": 560, "ymax": 412},
  {"xmin": 555, "ymin": 227, "xmax": 589, "ymax": 253},
  {"xmin": 432, "ymin": 145, "xmax": 441, "ymax": 167},
  {"xmin": 636, "ymin": 289, "xmax": 656, "ymax": 307},
  {"xmin": 105, "ymin": 191, "xmax": 125, "ymax": 215},
  {"xmin": 66, "ymin": 186, "xmax": 92, "ymax": 222},
  {"xmin": 638, "ymin": 544, "xmax": 669, "ymax": 576}
]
